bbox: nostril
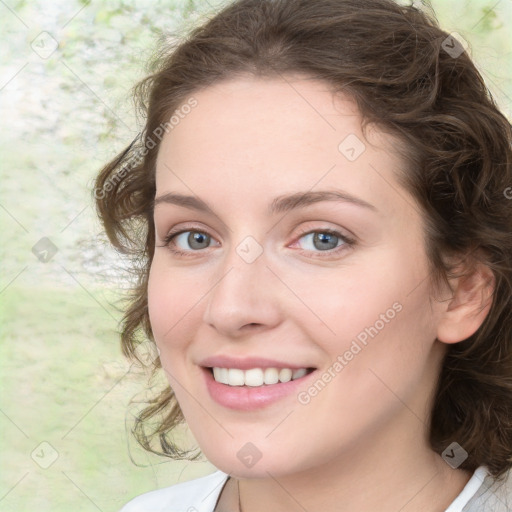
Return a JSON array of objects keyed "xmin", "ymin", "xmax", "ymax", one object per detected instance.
[{"xmin": 241, "ymin": 323, "xmax": 262, "ymax": 332}]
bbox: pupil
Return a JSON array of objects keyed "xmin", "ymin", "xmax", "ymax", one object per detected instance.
[
  {"xmin": 190, "ymin": 232, "xmax": 208, "ymax": 249},
  {"xmin": 315, "ymin": 233, "xmax": 337, "ymax": 250}
]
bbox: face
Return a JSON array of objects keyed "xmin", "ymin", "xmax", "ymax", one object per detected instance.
[{"xmin": 148, "ymin": 74, "xmax": 449, "ymax": 478}]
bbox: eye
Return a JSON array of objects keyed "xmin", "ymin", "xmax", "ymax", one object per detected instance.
[
  {"xmin": 158, "ymin": 226, "xmax": 355, "ymax": 259},
  {"xmin": 294, "ymin": 228, "xmax": 354, "ymax": 258},
  {"xmin": 161, "ymin": 229, "xmax": 217, "ymax": 256}
]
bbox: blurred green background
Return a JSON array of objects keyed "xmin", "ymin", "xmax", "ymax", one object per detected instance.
[{"xmin": 0, "ymin": 0, "xmax": 510, "ymax": 510}]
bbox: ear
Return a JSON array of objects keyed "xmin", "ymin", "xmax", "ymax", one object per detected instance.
[{"xmin": 436, "ymin": 261, "xmax": 495, "ymax": 344}]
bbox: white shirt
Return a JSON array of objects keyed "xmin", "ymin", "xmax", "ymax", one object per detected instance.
[{"xmin": 119, "ymin": 465, "xmax": 512, "ymax": 512}]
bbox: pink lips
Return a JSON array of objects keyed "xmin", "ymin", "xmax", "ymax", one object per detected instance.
[
  {"xmin": 199, "ymin": 354, "xmax": 311, "ymax": 370},
  {"xmin": 200, "ymin": 357, "xmax": 317, "ymax": 411}
]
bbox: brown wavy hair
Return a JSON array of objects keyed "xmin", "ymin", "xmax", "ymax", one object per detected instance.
[{"xmin": 93, "ymin": 0, "xmax": 512, "ymax": 478}]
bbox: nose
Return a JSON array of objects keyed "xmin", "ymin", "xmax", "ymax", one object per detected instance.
[{"xmin": 202, "ymin": 246, "xmax": 283, "ymax": 337}]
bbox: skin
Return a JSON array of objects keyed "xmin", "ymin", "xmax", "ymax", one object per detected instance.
[{"xmin": 148, "ymin": 74, "xmax": 494, "ymax": 512}]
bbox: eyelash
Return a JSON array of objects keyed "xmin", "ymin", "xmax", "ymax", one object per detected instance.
[{"xmin": 159, "ymin": 225, "xmax": 355, "ymax": 259}]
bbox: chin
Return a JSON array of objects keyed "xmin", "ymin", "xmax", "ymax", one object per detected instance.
[{"xmin": 199, "ymin": 441, "xmax": 313, "ymax": 479}]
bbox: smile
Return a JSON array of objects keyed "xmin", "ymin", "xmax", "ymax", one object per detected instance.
[
  {"xmin": 211, "ymin": 367, "xmax": 314, "ymax": 387},
  {"xmin": 202, "ymin": 365, "xmax": 318, "ymax": 410}
]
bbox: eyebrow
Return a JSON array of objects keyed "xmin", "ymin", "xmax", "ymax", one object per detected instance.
[{"xmin": 153, "ymin": 189, "xmax": 378, "ymax": 215}]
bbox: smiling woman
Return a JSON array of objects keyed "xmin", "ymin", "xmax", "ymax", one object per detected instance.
[{"xmin": 93, "ymin": 0, "xmax": 512, "ymax": 511}]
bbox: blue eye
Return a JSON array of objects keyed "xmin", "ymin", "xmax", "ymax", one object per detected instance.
[
  {"xmin": 172, "ymin": 231, "xmax": 211, "ymax": 250},
  {"xmin": 160, "ymin": 227, "xmax": 354, "ymax": 259},
  {"xmin": 162, "ymin": 229, "xmax": 215, "ymax": 256},
  {"xmin": 292, "ymin": 228, "xmax": 354, "ymax": 258},
  {"xmin": 298, "ymin": 231, "xmax": 343, "ymax": 251}
]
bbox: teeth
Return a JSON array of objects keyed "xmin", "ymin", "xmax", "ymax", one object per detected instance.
[
  {"xmin": 228, "ymin": 368, "xmax": 245, "ymax": 386},
  {"xmin": 264, "ymin": 367, "xmax": 279, "ymax": 385},
  {"xmin": 292, "ymin": 368, "xmax": 307, "ymax": 380},
  {"xmin": 279, "ymin": 368, "xmax": 292, "ymax": 383},
  {"xmin": 212, "ymin": 367, "xmax": 310, "ymax": 386},
  {"xmin": 245, "ymin": 368, "xmax": 264, "ymax": 386}
]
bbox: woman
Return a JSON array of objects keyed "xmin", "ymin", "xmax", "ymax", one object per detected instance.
[{"xmin": 94, "ymin": 0, "xmax": 512, "ymax": 510}]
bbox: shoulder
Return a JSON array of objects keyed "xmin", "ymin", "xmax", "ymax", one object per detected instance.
[
  {"xmin": 459, "ymin": 465, "xmax": 512, "ymax": 512},
  {"xmin": 118, "ymin": 470, "xmax": 230, "ymax": 512}
]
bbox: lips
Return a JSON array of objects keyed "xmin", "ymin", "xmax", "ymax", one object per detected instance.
[
  {"xmin": 199, "ymin": 354, "xmax": 314, "ymax": 371},
  {"xmin": 199, "ymin": 355, "xmax": 318, "ymax": 410}
]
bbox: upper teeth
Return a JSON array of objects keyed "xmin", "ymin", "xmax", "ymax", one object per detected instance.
[{"xmin": 212, "ymin": 367, "xmax": 309, "ymax": 386}]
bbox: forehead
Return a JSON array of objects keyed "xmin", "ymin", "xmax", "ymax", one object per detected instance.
[
  {"xmin": 154, "ymin": 75, "xmax": 411, "ymax": 217},
  {"xmin": 157, "ymin": 74, "xmax": 363, "ymax": 164}
]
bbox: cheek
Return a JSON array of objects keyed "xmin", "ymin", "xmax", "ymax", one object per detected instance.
[
  {"xmin": 295, "ymin": 245, "xmax": 436, "ymax": 365},
  {"xmin": 339, "ymin": 281, "xmax": 436, "ymax": 405},
  {"xmin": 291, "ymin": 255, "xmax": 400, "ymax": 330},
  {"xmin": 147, "ymin": 262, "xmax": 169, "ymax": 340},
  {"xmin": 147, "ymin": 259, "xmax": 196, "ymax": 350}
]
